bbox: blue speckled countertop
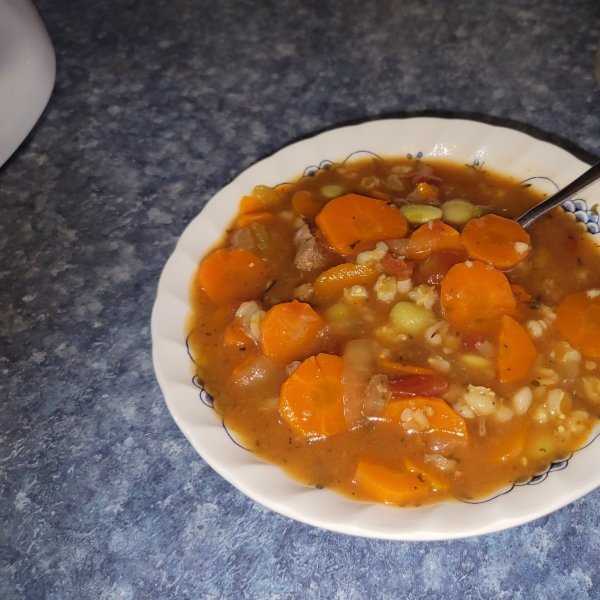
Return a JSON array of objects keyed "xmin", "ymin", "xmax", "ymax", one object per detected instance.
[{"xmin": 2, "ymin": 0, "xmax": 600, "ymax": 597}]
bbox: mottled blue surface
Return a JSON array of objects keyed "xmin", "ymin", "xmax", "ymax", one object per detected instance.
[{"xmin": 2, "ymin": 0, "xmax": 600, "ymax": 597}]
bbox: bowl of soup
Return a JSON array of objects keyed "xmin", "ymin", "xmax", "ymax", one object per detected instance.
[{"xmin": 152, "ymin": 118, "xmax": 600, "ymax": 540}]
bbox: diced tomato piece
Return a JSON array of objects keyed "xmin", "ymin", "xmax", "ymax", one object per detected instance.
[
  {"xmin": 413, "ymin": 249, "xmax": 469, "ymax": 286},
  {"xmin": 320, "ymin": 332, "xmax": 347, "ymax": 356},
  {"xmin": 460, "ymin": 332, "xmax": 487, "ymax": 351},
  {"xmin": 388, "ymin": 374, "xmax": 450, "ymax": 398},
  {"xmin": 380, "ymin": 253, "xmax": 414, "ymax": 278}
]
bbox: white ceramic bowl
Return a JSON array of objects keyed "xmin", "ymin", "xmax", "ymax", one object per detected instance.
[
  {"xmin": 152, "ymin": 118, "xmax": 600, "ymax": 540},
  {"xmin": 0, "ymin": 0, "xmax": 55, "ymax": 168}
]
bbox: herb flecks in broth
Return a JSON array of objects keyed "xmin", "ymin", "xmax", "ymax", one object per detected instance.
[{"xmin": 187, "ymin": 158, "xmax": 600, "ymax": 506}]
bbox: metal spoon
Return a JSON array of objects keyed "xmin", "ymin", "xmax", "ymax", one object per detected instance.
[{"xmin": 517, "ymin": 160, "xmax": 600, "ymax": 228}]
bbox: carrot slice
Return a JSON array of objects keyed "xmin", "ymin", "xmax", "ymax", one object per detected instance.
[
  {"xmin": 403, "ymin": 457, "xmax": 450, "ymax": 491},
  {"xmin": 197, "ymin": 248, "xmax": 268, "ymax": 303},
  {"xmin": 238, "ymin": 195, "xmax": 264, "ymax": 214},
  {"xmin": 313, "ymin": 263, "xmax": 380, "ymax": 302},
  {"xmin": 279, "ymin": 353, "xmax": 346, "ymax": 437},
  {"xmin": 461, "ymin": 214, "xmax": 531, "ymax": 269},
  {"xmin": 315, "ymin": 193, "xmax": 408, "ymax": 255},
  {"xmin": 379, "ymin": 359, "xmax": 437, "ymax": 377},
  {"xmin": 510, "ymin": 283, "xmax": 533, "ymax": 304},
  {"xmin": 440, "ymin": 260, "xmax": 516, "ymax": 332},
  {"xmin": 224, "ymin": 321, "xmax": 251, "ymax": 347},
  {"xmin": 556, "ymin": 291, "xmax": 600, "ymax": 358},
  {"xmin": 260, "ymin": 300, "xmax": 324, "ymax": 366},
  {"xmin": 407, "ymin": 220, "xmax": 463, "ymax": 261},
  {"xmin": 354, "ymin": 459, "xmax": 429, "ymax": 504},
  {"xmin": 238, "ymin": 186, "xmax": 284, "ymax": 214},
  {"xmin": 292, "ymin": 191, "xmax": 322, "ymax": 219},
  {"xmin": 382, "ymin": 396, "xmax": 468, "ymax": 439},
  {"xmin": 497, "ymin": 315, "xmax": 537, "ymax": 383},
  {"xmin": 490, "ymin": 426, "xmax": 526, "ymax": 463},
  {"xmin": 236, "ymin": 212, "xmax": 274, "ymax": 228}
]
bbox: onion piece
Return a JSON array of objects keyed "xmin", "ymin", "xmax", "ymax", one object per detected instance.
[
  {"xmin": 363, "ymin": 374, "xmax": 391, "ymax": 417},
  {"xmin": 342, "ymin": 339, "xmax": 380, "ymax": 426},
  {"xmin": 232, "ymin": 355, "xmax": 281, "ymax": 390}
]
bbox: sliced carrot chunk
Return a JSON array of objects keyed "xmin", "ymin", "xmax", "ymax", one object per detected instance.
[
  {"xmin": 292, "ymin": 191, "xmax": 322, "ymax": 219},
  {"xmin": 354, "ymin": 459, "xmax": 428, "ymax": 504},
  {"xmin": 403, "ymin": 457, "xmax": 450, "ymax": 491},
  {"xmin": 224, "ymin": 321, "xmax": 251, "ymax": 347},
  {"xmin": 497, "ymin": 315, "xmax": 537, "ymax": 383},
  {"xmin": 279, "ymin": 353, "xmax": 346, "ymax": 437},
  {"xmin": 382, "ymin": 396, "xmax": 468, "ymax": 439},
  {"xmin": 236, "ymin": 212, "xmax": 274, "ymax": 228},
  {"xmin": 407, "ymin": 220, "xmax": 463, "ymax": 261},
  {"xmin": 197, "ymin": 248, "xmax": 268, "ymax": 303},
  {"xmin": 556, "ymin": 291, "xmax": 600, "ymax": 358},
  {"xmin": 510, "ymin": 283, "xmax": 533, "ymax": 304},
  {"xmin": 461, "ymin": 214, "xmax": 531, "ymax": 269},
  {"xmin": 260, "ymin": 300, "xmax": 324, "ymax": 366},
  {"xmin": 440, "ymin": 260, "xmax": 516, "ymax": 332},
  {"xmin": 315, "ymin": 193, "xmax": 408, "ymax": 255},
  {"xmin": 238, "ymin": 195, "xmax": 264, "ymax": 215},
  {"xmin": 490, "ymin": 426, "xmax": 526, "ymax": 463},
  {"xmin": 313, "ymin": 263, "xmax": 380, "ymax": 302},
  {"xmin": 378, "ymin": 359, "xmax": 437, "ymax": 377}
]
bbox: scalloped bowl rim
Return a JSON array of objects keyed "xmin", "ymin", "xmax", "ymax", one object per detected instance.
[{"xmin": 152, "ymin": 117, "xmax": 600, "ymax": 540}]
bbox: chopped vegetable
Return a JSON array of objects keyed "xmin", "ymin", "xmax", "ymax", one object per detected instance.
[
  {"xmin": 379, "ymin": 359, "xmax": 438, "ymax": 377},
  {"xmin": 440, "ymin": 260, "xmax": 516, "ymax": 332},
  {"xmin": 400, "ymin": 204, "xmax": 443, "ymax": 225},
  {"xmin": 380, "ymin": 253, "xmax": 414, "ymax": 278},
  {"xmin": 238, "ymin": 185, "xmax": 284, "ymax": 214},
  {"xmin": 461, "ymin": 214, "xmax": 531, "ymax": 269},
  {"xmin": 407, "ymin": 220, "xmax": 464, "ymax": 261},
  {"xmin": 236, "ymin": 212, "xmax": 274, "ymax": 228},
  {"xmin": 388, "ymin": 374, "xmax": 450, "ymax": 398},
  {"xmin": 441, "ymin": 199, "xmax": 481, "ymax": 225},
  {"xmin": 413, "ymin": 249, "xmax": 469, "ymax": 286},
  {"xmin": 197, "ymin": 248, "xmax": 269, "ymax": 302},
  {"xmin": 292, "ymin": 191, "xmax": 322, "ymax": 219},
  {"xmin": 353, "ymin": 459, "xmax": 429, "ymax": 504},
  {"xmin": 383, "ymin": 396, "xmax": 468, "ymax": 439},
  {"xmin": 224, "ymin": 321, "xmax": 251, "ymax": 347},
  {"xmin": 556, "ymin": 291, "xmax": 600, "ymax": 358},
  {"xmin": 260, "ymin": 300, "xmax": 324, "ymax": 366},
  {"xmin": 315, "ymin": 193, "xmax": 408, "ymax": 255},
  {"xmin": 389, "ymin": 301, "xmax": 437, "ymax": 336},
  {"xmin": 490, "ymin": 426, "xmax": 526, "ymax": 462},
  {"xmin": 313, "ymin": 263, "xmax": 380, "ymax": 302},
  {"xmin": 510, "ymin": 283, "xmax": 533, "ymax": 304},
  {"xmin": 321, "ymin": 185, "xmax": 345, "ymax": 199},
  {"xmin": 403, "ymin": 457, "xmax": 451, "ymax": 491},
  {"xmin": 231, "ymin": 355, "xmax": 283, "ymax": 391},
  {"xmin": 279, "ymin": 353, "xmax": 346, "ymax": 437},
  {"xmin": 497, "ymin": 315, "xmax": 538, "ymax": 383}
]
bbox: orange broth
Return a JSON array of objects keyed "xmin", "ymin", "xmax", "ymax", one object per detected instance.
[{"xmin": 187, "ymin": 157, "xmax": 600, "ymax": 506}]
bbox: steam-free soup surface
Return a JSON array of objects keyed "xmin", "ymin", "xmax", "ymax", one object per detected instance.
[{"xmin": 188, "ymin": 157, "xmax": 600, "ymax": 506}]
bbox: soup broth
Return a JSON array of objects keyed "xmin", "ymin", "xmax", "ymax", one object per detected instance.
[{"xmin": 187, "ymin": 157, "xmax": 600, "ymax": 506}]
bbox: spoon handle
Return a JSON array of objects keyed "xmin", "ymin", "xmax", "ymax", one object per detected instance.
[{"xmin": 517, "ymin": 159, "xmax": 600, "ymax": 228}]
